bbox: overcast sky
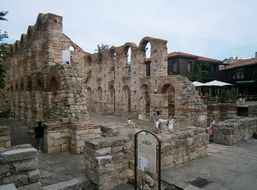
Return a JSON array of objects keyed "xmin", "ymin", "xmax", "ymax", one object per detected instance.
[{"xmin": 2, "ymin": 0, "xmax": 257, "ymax": 60}]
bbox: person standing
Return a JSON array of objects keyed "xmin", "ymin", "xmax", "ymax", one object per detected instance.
[
  {"xmin": 34, "ymin": 121, "xmax": 44, "ymax": 152},
  {"xmin": 167, "ymin": 117, "xmax": 174, "ymax": 132}
]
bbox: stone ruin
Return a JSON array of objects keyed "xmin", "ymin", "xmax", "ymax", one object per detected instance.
[
  {"xmin": 0, "ymin": 13, "xmax": 211, "ymax": 189},
  {"xmin": 0, "ymin": 13, "xmax": 207, "ymax": 154}
]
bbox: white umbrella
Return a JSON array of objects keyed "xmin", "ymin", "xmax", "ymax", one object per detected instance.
[
  {"xmin": 192, "ymin": 81, "xmax": 204, "ymax": 87},
  {"xmin": 203, "ymin": 80, "xmax": 232, "ymax": 87}
]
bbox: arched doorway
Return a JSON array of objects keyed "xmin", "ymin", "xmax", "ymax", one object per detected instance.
[
  {"xmin": 109, "ymin": 85, "xmax": 115, "ymax": 111},
  {"xmin": 140, "ymin": 84, "xmax": 150, "ymax": 117},
  {"xmin": 97, "ymin": 87, "xmax": 102, "ymax": 110},
  {"xmin": 123, "ymin": 86, "xmax": 131, "ymax": 112},
  {"xmin": 161, "ymin": 84, "xmax": 175, "ymax": 118}
]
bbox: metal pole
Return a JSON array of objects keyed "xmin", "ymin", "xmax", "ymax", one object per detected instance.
[{"xmin": 134, "ymin": 133, "xmax": 138, "ymax": 190}]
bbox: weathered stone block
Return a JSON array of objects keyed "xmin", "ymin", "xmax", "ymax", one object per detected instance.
[
  {"xmin": 0, "ymin": 183, "xmax": 17, "ymax": 190},
  {"xmin": 10, "ymin": 158, "xmax": 38, "ymax": 173},
  {"xmin": 0, "ymin": 163, "xmax": 10, "ymax": 178},
  {"xmin": 0, "ymin": 145, "xmax": 37, "ymax": 163}
]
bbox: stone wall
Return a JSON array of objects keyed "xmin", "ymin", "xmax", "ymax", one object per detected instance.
[
  {"xmin": 0, "ymin": 144, "xmax": 40, "ymax": 190},
  {"xmin": 0, "ymin": 126, "xmax": 10, "ymax": 149},
  {"xmin": 1, "ymin": 13, "xmax": 207, "ymax": 127},
  {"xmin": 44, "ymin": 121, "xmax": 101, "ymax": 154},
  {"xmin": 214, "ymin": 117, "xmax": 257, "ymax": 145},
  {"xmin": 84, "ymin": 136, "xmax": 132, "ymax": 190},
  {"xmin": 84, "ymin": 128, "xmax": 208, "ymax": 189},
  {"xmin": 160, "ymin": 127, "xmax": 208, "ymax": 168},
  {"xmin": 207, "ymin": 103, "xmax": 237, "ymax": 125}
]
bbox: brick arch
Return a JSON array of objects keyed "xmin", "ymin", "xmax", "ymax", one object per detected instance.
[
  {"xmin": 49, "ymin": 76, "xmax": 60, "ymax": 92},
  {"xmin": 85, "ymin": 54, "xmax": 92, "ymax": 65},
  {"xmin": 139, "ymin": 37, "xmax": 152, "ymax": 59},
  {"xmin": 34, "ymin": 73, "xmax": 44, "ymax": 91},
  {"xmin": 161, "ymin": 83, "xmax": 175, "ymax": 118}
]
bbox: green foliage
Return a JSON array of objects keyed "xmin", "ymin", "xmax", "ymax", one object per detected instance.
[
  {"xmin": 95, "ymin": 43, "xmax": 110, "ymax": 52},
  {"xmin": 0, "ymin": 64, "xmax": 5, "ymax": 88},
  {"xmin": 219, "ymin": 88, "xmax": 239, "ymax": 103},
  {"xmin": 193, "ymin": 63, "xmax": 202, "ymax": 81},
  {"xmin": 0, "ymin": 11, "xmax": 9, "ymax": 89}
]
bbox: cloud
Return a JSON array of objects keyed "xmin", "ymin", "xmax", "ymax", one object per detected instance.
[{"xmin": 2, "ymin": 0, "xmax": 257, "ymax": 59}]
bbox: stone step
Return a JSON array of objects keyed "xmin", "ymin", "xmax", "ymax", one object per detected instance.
[
  {"xmin": 41, "ymin": 177, "xmax": 91, "ymax": 190},
  {"xmin": 0, "ymin": 183, "xmax": 17, "ymax": 190}
]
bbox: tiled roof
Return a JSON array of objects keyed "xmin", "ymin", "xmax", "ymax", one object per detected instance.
[
  {"xmin": 168, "ymin": 51, "xmax": 222, "ymax": 63},
  {"xmin": 220, "ymin": 58, "xmax": 257, "ymax": 70}
]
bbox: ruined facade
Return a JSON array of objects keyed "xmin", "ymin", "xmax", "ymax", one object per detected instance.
[{"xmin": 1, "ymin": 13, "xmax": 207, "ymax": 153}]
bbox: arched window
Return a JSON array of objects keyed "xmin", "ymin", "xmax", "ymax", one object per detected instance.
[
  {"xmin": 140, "ymin": 41, "xmax": 151, "ymax": 59},
  {"xmin": 161, "ymin": 84, "xmax": 175, "ymax": 117},
  {"xmin": 85, "ymin": 55, "xmax": 92, "ymax": 65},
  {"xmin": 124, "ymin": 46, "xmax": 132, "ymax": 67},
  {"xmin": 50, "ymin": 77, "xmax": 59, "ymax": 91},
  {"xmin": 109, "ymin": 49, "xmax": 116, "ymax": 62},
  {"xmin": 61, "ymin": 46, "xmax": 74, "ymax": 64}
]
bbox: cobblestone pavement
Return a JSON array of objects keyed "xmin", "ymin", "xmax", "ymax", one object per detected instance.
[{"xmin": 162, "ymin": 139, "xmax": 257, "ymax": 190}]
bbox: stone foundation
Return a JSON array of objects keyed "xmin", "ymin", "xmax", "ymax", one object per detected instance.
[
  {"xmin": 45, "ymin": 122, "xmax": 101, "ymax": 154},
  {"xmin": 84, "ymin": 127, "xmax": 208, "ymax": 189},
  {"xmin": 0, "ymin": 144, "xmax": 40, "ymax": 190},
  {"xmin": 0, "ymin": 126, "xmax": 10, "ymax": 149},
  {"xmin": 214, "ymin": 117, "xmax": 257, "ymax": 145},
  {"xmin": 84, "ymin": 136, "xmax": 132, "ymax": 190}
]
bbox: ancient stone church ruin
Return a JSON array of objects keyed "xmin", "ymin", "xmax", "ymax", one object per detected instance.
[
  {"xmin": 0, "ymin": 13, "xmax": 214, "ymax": 190},
  {"xmin": 1, "ymin": 13, "xmax": 207, "ymax": 154}
]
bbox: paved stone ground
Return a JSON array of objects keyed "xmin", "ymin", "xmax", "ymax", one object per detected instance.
[
  {"xmin": 162, "ymin": 139, "xmax": 257, "ymax": 190},
  {"xmin": 38, "ymin": 152, "xmax": 84, "ymax": 187}
]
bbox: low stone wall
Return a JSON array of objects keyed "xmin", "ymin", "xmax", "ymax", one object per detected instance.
[
  {"xmin": 0, "ymin": 126, "xmax": 10, "ymax": 149},
  {"xmin": 207, "ymin": 103, "xmax": 237, "ymax": 125},
  {"xmin": 44, "ymin": 122, "xmax": 101, "ymax": 154},
  {"xmin": 84, "ymin": 127, "xmax": 208, "ymax": 189},
  {"xmin": 160, "ymin": 127, "xmax": 208, "ymax": 168},
  {"xmin": 214, "ymin": 117, "xmax": 257, "ymax": 145},
  {"xmin": 0, "ymin": 144, "xmax": 40, "ymax": 190}
]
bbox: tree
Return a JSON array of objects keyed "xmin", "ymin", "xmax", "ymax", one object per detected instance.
[
  {"xmin": 0, "ymin": 11, "xmax": 9, "ymax": 89},
  {"xmin": 95, "ymin": 43, "xmax": 110, "ymax": 52},
  {"xmin": 193, "ymin": 63, "xmax": 202, "ymax": 81}
]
